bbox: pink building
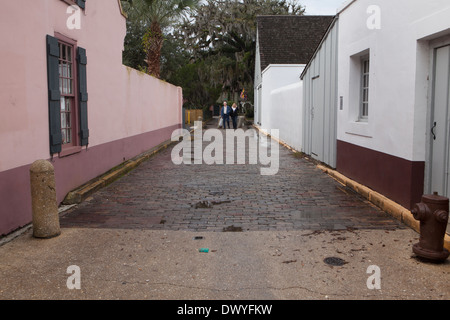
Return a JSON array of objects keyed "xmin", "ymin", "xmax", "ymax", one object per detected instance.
[{"xmin": 0, "ymin": 0, "xmax": 183, "ymax": 235}]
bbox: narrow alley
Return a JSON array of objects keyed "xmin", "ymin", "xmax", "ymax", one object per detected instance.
[{"xmin": 0, "ymin": 121, "xmax": 448, "ymax": 300}]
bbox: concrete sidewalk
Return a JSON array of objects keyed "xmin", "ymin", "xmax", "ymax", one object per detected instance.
[
  {"xmin": 0, "ymin": 227, "xmax": 448, "ymax": 300},
  {"xmin": 0, "ymin": 119, "xmax": 448, "ymax": 300}
]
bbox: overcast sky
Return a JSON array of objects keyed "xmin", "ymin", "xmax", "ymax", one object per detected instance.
[{"xmin": 301, "ymin": 0, "xmax": 347, "ymax": 15}]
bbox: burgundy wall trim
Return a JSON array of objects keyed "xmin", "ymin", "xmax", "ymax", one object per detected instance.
[
  {"xmin": 336, "ymin": 140, "xmax": 425, "ymax": 209},
  {"xmin": 0, "ymin": 124, "xmax": 181, "ymax": 236},
  {"xmin": 0, "ymin": 164, "xmax": 33, "ymax": 236}
]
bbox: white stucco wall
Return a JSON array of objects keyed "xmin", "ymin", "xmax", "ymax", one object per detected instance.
[
  {"xmin": 270, "ymin": 82, "xmax": 303, "ymax": 151},
  {"xmin": 260, "ymin": 65, "xmax": 305, "ymax": 151},
  {"xmin": 337, "ymin": 0, "xmax": 450, "ymax": 162}
]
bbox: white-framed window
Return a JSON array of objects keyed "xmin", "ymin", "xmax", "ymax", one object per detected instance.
[{"xmin": 360, "ymin": 56, "xmax": 370, "ymax": 120}]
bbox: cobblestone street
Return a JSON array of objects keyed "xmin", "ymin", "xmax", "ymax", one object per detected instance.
[
  {"xmin": 1, "ymin": 122, "xmax": 448, "ymax": 301},
  {"xmin": 60, "ymin": 121, "xmax": 404, "ymax": 232}
]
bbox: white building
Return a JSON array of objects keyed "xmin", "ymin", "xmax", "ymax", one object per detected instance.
[
  {"xmin": 301, "ymin": 0, "xmax": 450, "ymax": 209},
  {"xmin": 254, "ymin": 15, "xmax": 334, "ymax": 152},
  {"xmin": 337, "ymin": 0, "xmax": 450, "ymax": 209}
]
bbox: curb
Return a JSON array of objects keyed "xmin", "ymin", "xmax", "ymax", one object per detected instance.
[
  {"xmin": 252, "ymin": 124, "xmax": 297, "ymax": 153},
  {"xmin": 63, "ymin": 139, "xmax": 176, "ymax": 205},
  {"xmin": 316, "ymin": 164, "xmax": 450, "ymax": 251}
]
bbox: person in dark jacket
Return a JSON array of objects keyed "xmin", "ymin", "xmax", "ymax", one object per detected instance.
[
  {"xmin": 220, "ymin": 101, "xmax": 231, "ymax": 129},
  {"xmin": 230, "ymin": 103, "xmax": 239, "ymax": 129}
]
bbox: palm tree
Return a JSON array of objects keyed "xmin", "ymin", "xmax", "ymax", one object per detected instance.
[{"xmin": 121, "ymin": 0, "xmax": 200, "ymax": 78}]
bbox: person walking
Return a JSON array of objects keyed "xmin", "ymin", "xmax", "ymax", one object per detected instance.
[
  {"xmin": 221, "ymin": 101, "xmax": 231, "ymax": 129},
  {"xmin": 230, "ymin": 103, "xmax": 239, "ymax": 129}
]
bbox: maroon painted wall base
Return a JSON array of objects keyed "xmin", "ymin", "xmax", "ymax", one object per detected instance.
[
  {"xmin": 0, "ymin": 124, "xmax": 180, "ymax": 236},
  {"xmin": 337, "ymin": 140, "xmax": 425, "ymax": 210}
]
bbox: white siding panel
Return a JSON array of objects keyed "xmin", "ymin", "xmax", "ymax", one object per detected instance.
[{"xmin": 302, "ymin": 20, "xmax": 338, "ymax": 168}]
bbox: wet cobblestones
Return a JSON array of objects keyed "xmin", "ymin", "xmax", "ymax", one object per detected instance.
[{"xmin": 61, "ymin": 124, "xmax": 405, "ymax": 232}]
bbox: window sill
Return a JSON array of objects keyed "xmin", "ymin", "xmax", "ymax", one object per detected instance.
[
  {"xmin": 345, "ymin": 120, "xmax": 372, "ymax": 138},
  {"xmin": 345, "ymin": 131, "xmax": 373, "ymax": 138},
  {"xmin": 59, "ymin": 146, "xmax": 82, "ymax": 158}
]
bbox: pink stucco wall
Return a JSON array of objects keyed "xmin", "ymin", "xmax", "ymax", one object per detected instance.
[{"xmin": 0, "ymin": 0, "xmax": 183, "ymax": 235}]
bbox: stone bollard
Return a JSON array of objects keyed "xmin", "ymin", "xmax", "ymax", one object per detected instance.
[{"xmin": 30, "ymin": 160, "xmax": 61, "ymax": 238}]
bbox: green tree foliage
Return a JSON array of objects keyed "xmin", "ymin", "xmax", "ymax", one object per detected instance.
[
  {"xmin": 178, "ymin": 0, "xmax": 304, "ymax": 102},
  {"xmin": 121, "ymin": 0, "xmax": 304, "ymax": 109},
  {"xmin": 120, "ymin": 0, "xmax": 200, "ymax": 78},
  {"xmin": 123, "ymin": 19, "xmax": 148, "ymax": 72},
  {"xmin": 169, "ymin": 58, "xmax": 223, "ymax": 109}
]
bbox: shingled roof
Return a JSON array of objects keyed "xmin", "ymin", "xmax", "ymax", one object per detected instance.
[{"xmin": 257, "ymin": 15, "xmax": 334, "ymax": 71}]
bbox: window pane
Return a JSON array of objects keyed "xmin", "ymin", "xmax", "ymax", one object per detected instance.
[
  {"xmin": 61, "ymin": 114, "xmax": 72, "ymax": 144},
  {"xmin": 65, "ymin": 113, "xmax": 71, "ymax": 129},
  {"xmin": 60, "ymin": 97, "xmax": 66, "ymax": 111},
  {"xmin": 62, "ymin": 129, "xmax": 67, "ymax": 144},
  {"xmin": 364, "ymin": 60, "xmax": 370, "ymax": 73},
  {"xmin": 65, "ymin": 97, "xmax": 71, "ymax": 112},
  {"xmin": 63, "ymin": 79, "xmax": 67, "ymax": 94},
  {"xmin": 66, "ymin": 128, "xmax": 72, "ymax": 144},
  {"xmin": 62, "ymin": 63, "xmax": 67, "ymax": 78},
  {"xmin": 59, "ymin": 43, "xmax": 63, "ymax": 60},
  {"xmin": 363, "ymin": 88, "xmax": 369, "ymax": 102},
  {"xmin": 363, "ymin": 74, "xmax": 369, "ymax": 87}
]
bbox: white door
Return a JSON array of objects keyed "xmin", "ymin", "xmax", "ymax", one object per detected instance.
[
  {"xmin": 430, "ymin": 45, "xmax": 450, "ymax": 197},
  {"xmin": 311, "ymin": 77, "xmax": 324, "ymax": 161}
]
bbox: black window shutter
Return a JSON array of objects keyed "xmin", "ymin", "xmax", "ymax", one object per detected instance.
[
  {"xmin": 46, "ymin": 35, "xmax": 62, "ymax": 155},
  {"xmin": 76, "ymin": 0, "xmax": 86, "ymax": 9},
  {"xmin": 77, "ymin": 47, "xmax": 89, "ymax": 146}
]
